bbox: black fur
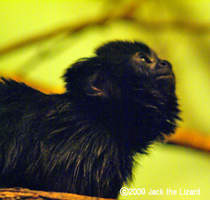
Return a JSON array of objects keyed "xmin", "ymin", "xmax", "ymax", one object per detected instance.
[{"xmin": 0, "ymin": 41, "xmax": 180, "ymax": 198}]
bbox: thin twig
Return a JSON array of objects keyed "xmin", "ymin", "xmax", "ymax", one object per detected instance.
[
  {"xmin": 0, "ymin": 2, "xmax": 137, "ymax": 56},
  {"xmin": 1, "ymin": 1, "xmax": 209, "ymax": 56}
]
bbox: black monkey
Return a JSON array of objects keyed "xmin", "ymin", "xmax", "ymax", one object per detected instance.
[{"xmin": 0, "ymin": 41, "xmax": 180, "ymax": 198}]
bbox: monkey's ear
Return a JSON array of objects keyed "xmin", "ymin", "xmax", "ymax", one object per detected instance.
[{"xmin": 63, "ymin": 58, "xmax": 121, "ymax": 98}]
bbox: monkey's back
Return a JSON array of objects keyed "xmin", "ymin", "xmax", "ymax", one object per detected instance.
[{"xmin": 0, "ymin": 78, "xmax": 130, "ymax": 198}]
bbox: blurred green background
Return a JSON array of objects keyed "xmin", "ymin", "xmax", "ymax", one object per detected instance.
[{"xmin": 0, "ymin": 0, "xmax": 210, "ymax": 199}]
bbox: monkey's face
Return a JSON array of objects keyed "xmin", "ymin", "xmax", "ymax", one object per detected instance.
[
  {"xmin": 95, "ymin": 41, "xmax": 176, "ymax": 98},
  {"xmin": 132, "ymin": 51, "xmax": 174, "ymax": 80},
  {"xmin": 130, "ymin": 49, "xmax": 175, "ymax": 94},
  {"xmin": 64, "ymin": 41, "xmax": 176, "ymax": 99}
]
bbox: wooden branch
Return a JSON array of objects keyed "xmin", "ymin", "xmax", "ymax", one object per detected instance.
[
  {"xmin": 134, "ymin": 19, "xmax": 210, "ymax": 34},
  {"xmin": 0, "ymin": 188, "xmax": 116, "ymax": 200},
  {"xmin": 0, "ymin": 2, "xmax": 137, "ymax": 56},
  {"xmin": 1, "ymin": 1, "xmax": 210, "ymax": 56},
  {"xmin": 165, "ymin": 128, "xmax": 210, "ymax": 153}
]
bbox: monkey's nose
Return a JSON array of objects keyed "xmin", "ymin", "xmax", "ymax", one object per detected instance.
[{"xmin": 156, "ymin": 60, "xmax": 172, "ymax": 70}]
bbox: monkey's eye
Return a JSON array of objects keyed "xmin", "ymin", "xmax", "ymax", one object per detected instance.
[{"xmin": 138, "ymin": 53, "xmax": 152, "ymax": 63}]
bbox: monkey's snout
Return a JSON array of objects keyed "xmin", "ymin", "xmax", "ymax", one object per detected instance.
[
  {"xmin": 155, "ymin": 60, "xmax": 174, "ymax": 81},
  {"xmin": 156, "ymin": 60, "xmax": 172, "ymax": 70}
]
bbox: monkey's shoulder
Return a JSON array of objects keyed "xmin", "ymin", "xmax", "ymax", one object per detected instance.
[
  {"xmin": 0, "ymin": 78, "xmax": 51, "ymax": 129},
  {"xmin": 0, "ymin": 78, "xmax": 47, "ymax": 104}
]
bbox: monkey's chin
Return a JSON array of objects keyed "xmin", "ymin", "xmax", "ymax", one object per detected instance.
[{"xmin": 156, "ymin": 74, "xmax": 175, "ymax": 93}]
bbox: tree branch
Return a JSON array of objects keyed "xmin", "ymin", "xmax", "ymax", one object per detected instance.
[
  {"xmin": 0, "ymin": 2, "xmax": 137, "ymax": 56},
  {"xmin": 165, "ymin": 128, "xmax": 210, "ymax": 153},
  {"xmin": 0, "ymin": 188, "xmax": 116, "ymax": 200},
  {"xmin": 1, "ymin": 1, "xmax": 210, "ymax": 56}
]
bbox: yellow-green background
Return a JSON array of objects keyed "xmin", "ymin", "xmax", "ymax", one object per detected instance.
[{"xmin": 0, "ymin": 0, "xmax": 209, "ymax": 199}]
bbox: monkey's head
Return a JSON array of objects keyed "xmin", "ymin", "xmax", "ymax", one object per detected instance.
[
  {"xmin": 64, "ymin": 41, "xmax": 176, "ymax": 100},
  {"xmin": 64, "ymin": 41, "xmax": 180, "ymax": 152}
]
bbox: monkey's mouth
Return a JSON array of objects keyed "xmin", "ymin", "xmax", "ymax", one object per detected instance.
[
  {"xmin": 156, "ymin": 74, "xmax": 174, "ymax": 80},
  {"xmin": 155, "ymin": 69, "xmax": 175, "ymax": 81}
]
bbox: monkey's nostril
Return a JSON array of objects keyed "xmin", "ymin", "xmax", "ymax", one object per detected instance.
[
  {"xmin": 156, "ymin": 60, "xmax": 172, "ymax": 69},
  {"xmin": 159, "ymin": 60, "xmax": 167, "ymax": 66}
]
